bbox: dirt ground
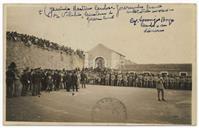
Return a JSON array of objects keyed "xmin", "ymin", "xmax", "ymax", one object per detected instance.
[{"xmin": 5, "ymin": 85, "xmax": 191, "ymax": 125}]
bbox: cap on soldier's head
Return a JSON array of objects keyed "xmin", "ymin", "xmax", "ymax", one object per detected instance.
[{"xmin": 9, "ymin": 62, "xmax": 17, "ymax": 69}]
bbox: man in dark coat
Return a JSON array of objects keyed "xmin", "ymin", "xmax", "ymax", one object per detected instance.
[
  {"xmin": 21, "ymin": 68, "xmax": 31, "ymax": 96},
  {"xmin": 65, "ymin": 71, "xmax": 72, "ymax": 92},
  {"xmin": 31, "ymin": 69, "xmax": 42, "ymax": 96},
  {"xmin": 81, "ymin": 71, "xmax": 87, "ymax": 88},
  {"xmin": 71, "ymin": 71, "xmax": 78, "ymax": 92},
  {"xmin": 6, "ymin": 62, "xmax": 17, "ymax": 98}
]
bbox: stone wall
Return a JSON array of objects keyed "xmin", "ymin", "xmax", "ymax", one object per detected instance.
[{"xmin": 6, "ymin": 40, "xmax": 84, "ymax": 70}]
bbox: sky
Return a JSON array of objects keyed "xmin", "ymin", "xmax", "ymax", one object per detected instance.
[{"xmin": 5, "ymin": 4, "xmax": 196, "ymax": 64}]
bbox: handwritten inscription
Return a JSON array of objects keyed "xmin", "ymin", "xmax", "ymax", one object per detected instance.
[
  {"xmin": 130, "ymin": 16, "xmax": 174, "ymax": 33},
  {"xmin": 38, "ymin": 4, "xmax": 175, "ymax": 33}
]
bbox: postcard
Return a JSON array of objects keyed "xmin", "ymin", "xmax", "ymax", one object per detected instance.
[{"xmin": 4, "ymin": 3, "xmax": 196, "ymax": 125}]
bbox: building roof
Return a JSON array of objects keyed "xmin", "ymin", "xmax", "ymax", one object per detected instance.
[
  {"xmin": 89, "ymin": 43, "xmax": 125, "ymax": 57},
  {"xmin": 123, "ymin": 64, "xmax": 192, "ymax": 71}
]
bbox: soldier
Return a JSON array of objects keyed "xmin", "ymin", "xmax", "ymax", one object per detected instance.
[
  {"xmin": 143, "ymin": 75, "xmax": 147, "ymax": 88},
  {"xmin": 101, "ymin": 74, "xmax": 106, "ymax": 85},
  {"xmin": 128, "ymin": 73, "xmax": 133, "ymax": 87},
  {"xmin": 187, "ymin": 76, "xmax": 192, "ymax": 90},
  {"xmin": 105, "ymin": 73, "xmax": 109, "ymax": 85},
  {"xmin": 152, "ymin": 74, "xmax": 156, "ymax": 88},
  {"xmin": 148, "ymin": 74, "xmax": 153, "ymax": 88},
  {"xmin": 180, "ymin": 76, "xmax": 186, "ymax": 90},
  {"xmin": 175, "ymin": 76, "xmax": 180, "ymax": 89},
  {"xmin": 169, "ymin": 75, "xmax": 174, "ymax": 89},
  {"xmin": 132, "ymin": 73, "xmax": 136, "ymax": 87},
  {"xmin": 156, "ymin": 76, "xmax": 166, "ymax": 101},
  {"xmin": 146, "ymin": 74, "xmax": 150, "ymax": 88},
  {"xmin": 123, "ymin": 74, "xmax": 128, "ymax": 86},
  {"xmin": 163, "ymin": 75, "xmax": 169, "ymax": 89},
  {"xmin": 173, "ymin": 75, "xmax": 177, "ymax": 89},
  {"xmin": 109, "ymin": 73, "xmax": 112, "ymax": 85},
  {"xmin": 111, "ymin": 73, "xmax": 115, "ymax": 86},
  {"xmin": 117, "ymin": 73, "xmax": 122, "ymax": 86},
  {"xmin": 184, "ymin": 76, "xmax": 189, "ymax": 90},
  {"xmin": 139, "ymin": 75, "xmax": 143, "ymax": 87},
  {"xmin": 114, "ymin": 73, "xmax": 118, "ymax": 86},
  {"xmin": 96, "ymin": 75, "xmax": 101, "ymax": 85}
]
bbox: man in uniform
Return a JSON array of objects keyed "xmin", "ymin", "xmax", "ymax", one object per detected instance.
[
  {"xmin": 148, "ymin": 74, "xmax": 153, "ymax": 88},
  {"xmin": 169, "ymin": 75, "xmax": 174, "ymax": 89},
  {"xmin": 123, "ymin": 73, "xmax": 128, "ymax": 86},
  {"xmin": 175, "ymin": 76, "xmax": 180, "ymax": 89},
  {"xmin": 105, "ymin": 73, "xmax": 109, "ymax": 85},
  {"xmin": 117, "ymin": 73, "xmax": 122, "ymax": 86},
  {"xmin": 132, "ymin": 73, "xmax": 136, "ymax": 87},
  {"xmin": 114, "ymin": 73, "xmax": 118, "ymax": 86},
  {"xmin": 135, "ymin": 75, "xmax": 139, "ymax": 87},
  {"xmin": 111, "ymin": 73, "xmax": 115, "ymax": 86},
  {"xmin": 156, "ymin": 76, "xmax": 166, "ymax": 101},
  {"xmin": 139, "ymin": 74, "xmax": 143, "ymax": 87},
  {"xmin": 128, "ymin": 73, "xmax": 133, "ymax": 87},
  {"xmin": 187, "ymin": 76, "xmax": 192, "ymax": 90}
]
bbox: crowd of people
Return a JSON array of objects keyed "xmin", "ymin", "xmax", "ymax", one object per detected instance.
[
  {"xmin": 6, "ymin": 31, "xmax": 85, "ymax": 58},
  {"xmin": 85, "ymin": 67, "xmax": 192, "ymax": 90},
  {"xmin": 6, "ymin": 62, "xmax": 192, "ymax": 98},
  {"xmin": 6, "ymin": 62, "xmax": 87, "ymax": 98}
]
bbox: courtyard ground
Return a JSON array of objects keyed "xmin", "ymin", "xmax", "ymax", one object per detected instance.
[{"xmin": 6, "ymin": 85, "xmax": 191, "ymax": 125}]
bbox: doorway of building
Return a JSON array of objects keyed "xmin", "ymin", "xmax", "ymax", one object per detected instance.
[{"xmin": 95, "ymin": 57, "xmax": 105, "ymax": 69}]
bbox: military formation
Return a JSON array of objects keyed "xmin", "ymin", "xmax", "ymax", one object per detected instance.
[
  {"xmin": 6, "ymin": 62, "xmax": 192, "ymax": 98},
  {"xmin": 87, "ymin": 70, "xmax": 192, "ymax": 90}
]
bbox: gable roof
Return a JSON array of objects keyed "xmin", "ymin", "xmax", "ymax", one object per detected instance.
[{"xmin": 89, "ymin": 43, "xmax": 125, "ymax": 57}]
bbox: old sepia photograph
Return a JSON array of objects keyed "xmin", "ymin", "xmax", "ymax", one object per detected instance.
[{"xmin": 3, "ymin": 3, "xmax": 196, "ymax": 125}]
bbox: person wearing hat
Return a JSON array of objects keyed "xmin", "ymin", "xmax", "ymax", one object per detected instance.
[
  {"xmin": 110, "ymin": 73, "xmax": 115, "ymax": 86},
  {"xmin": 31, "ymin": 68, "xmax": 42, "ymax": 96},
  {"xmin": 80, "ymin": 71, "xmax": 87, "ymax": 88},
  {"xmin": 156, "ymin": 76, "xmax": 166, "ymax": 101},
  {"xmin": 46, "ymin": 71, "xmax": 53, "ymax": 93},
  {"xmin": 6, "ymin": 62, "xmax": 17, "ymax": 98},
  {"xmin": 105, "ymin": 72, "xmax": 109, "ymax": 86},
  {"xmin": 71, "ymin": 71, "xmax": 78, "ymax": 92},
  {"xmin": 21, "ymin": 67, "xmax": 30, "ymax": 96}
]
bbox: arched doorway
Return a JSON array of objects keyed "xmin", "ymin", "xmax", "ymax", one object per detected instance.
[{"xmin": 95, "ymin": 57, "xmax": 105, "ymax": 69}]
